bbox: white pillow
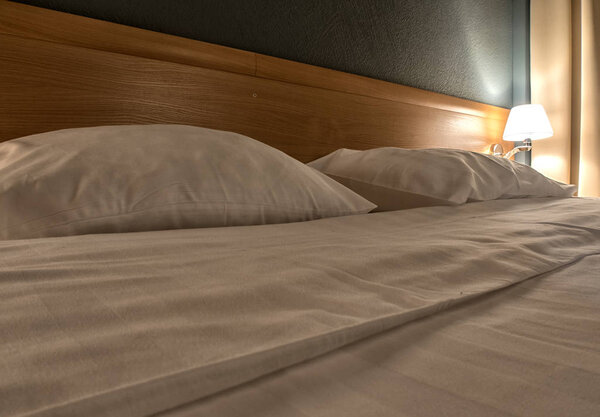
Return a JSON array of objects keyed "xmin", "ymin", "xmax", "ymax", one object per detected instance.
[
  {"xmin": 308, "ymin": 147, "xmax": 576, "ymax": 211},
  {"xmin": 0, "ymin": 125, "xmax": 375, "ymax": 239}
]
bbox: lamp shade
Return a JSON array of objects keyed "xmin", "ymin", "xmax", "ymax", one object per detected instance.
[{"xmin": 502, "ymin": 104, "xmax": 553, "ymax": 141}]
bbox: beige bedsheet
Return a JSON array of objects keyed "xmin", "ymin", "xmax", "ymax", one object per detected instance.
[
  {"xmin": 166, "ymin": 252, "xmax": 600, "ymax": 417},
  {"xmin": 2, "ymin": 197, "xmax": 600, "ymax": 416}
]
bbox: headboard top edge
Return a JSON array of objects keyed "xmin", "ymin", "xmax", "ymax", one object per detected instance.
[{"xmin": 0, "ymin": 0, "xmax": 508, "ymax": 120}]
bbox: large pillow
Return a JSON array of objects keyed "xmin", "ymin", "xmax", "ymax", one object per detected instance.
[
  {"xmin": 308, "ymin": 147, "xmax": 576, "ymax": 211},
  {"xmin": 0, "ymin": 125, "xmax": 375, "ymax": 239}
]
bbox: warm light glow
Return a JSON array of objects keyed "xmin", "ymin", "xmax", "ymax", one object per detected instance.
[
  {"xmin": 531, "ymin": 154, "xmax": 568, "ymax": 182},
  {"xmin": 503, "ymin": 104, "xmax": 554, "ymax": 141}
]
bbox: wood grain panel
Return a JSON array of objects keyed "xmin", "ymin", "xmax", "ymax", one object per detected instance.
[
  {"xmin": 0, "ymin": 0, "xmax": 256, "ymax": 75},
  {"xmin": 0, "ymin": 34, "xmax": 509, "ymax": 162},
  {"xmin": 0, "ymin": 0, "xmax": 512, "ymax": 160},
  {"xmin": 256, "ymin": 55, "xmax": 509, "ymax": 120},
  {"xmin": 0, "ymin": 1, "xmax": 506, "ymax": 120}
]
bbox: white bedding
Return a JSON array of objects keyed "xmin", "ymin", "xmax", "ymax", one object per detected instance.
[{"xmin": 2, "ymin": 197, "xmax": 600, "ymax": 416}]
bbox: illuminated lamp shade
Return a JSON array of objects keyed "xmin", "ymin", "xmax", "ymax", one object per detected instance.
[
  {"xmin": 491, "ymin": 104, "xmax": 553, "ymax": 159},
  {"xmin": 503, "ymin": 104, "xmax": 554, "ymax": 141}
]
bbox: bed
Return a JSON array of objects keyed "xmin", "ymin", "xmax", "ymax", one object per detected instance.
[{"xmin": 1, "ymin": 2, "xmax": 599, "ymax": 417}]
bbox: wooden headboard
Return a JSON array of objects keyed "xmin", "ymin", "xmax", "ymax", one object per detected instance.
[{"xmin": 0, "ymin": 0, "xmax": 512, "ymax": 162}]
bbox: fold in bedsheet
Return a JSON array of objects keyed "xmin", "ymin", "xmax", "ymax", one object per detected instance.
[
  {"xmin": 1, "ymin": 197, "xmax": 600, "ymax": 416},
  {"xmin": 164, "ymin": 253, "xmax": 600, "ymax": 417}
]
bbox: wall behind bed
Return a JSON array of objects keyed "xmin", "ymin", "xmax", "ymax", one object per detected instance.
[{"xmin": 11, "ymin": 0, "xmax": 527, "ymax": 109}]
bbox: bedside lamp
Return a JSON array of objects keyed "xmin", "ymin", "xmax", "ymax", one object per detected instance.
[{"xmin": 491, "ymin": 104, "xmax": 553, "ymax": 159}]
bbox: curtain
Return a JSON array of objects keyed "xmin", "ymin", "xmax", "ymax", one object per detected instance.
[
  {"xmin": 531, "ymin": 0, "xmax": 600, "ymax": 196},
  {"xmin": 574, "ymin": 0, "xmax": 600, "ymax": 196}
]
